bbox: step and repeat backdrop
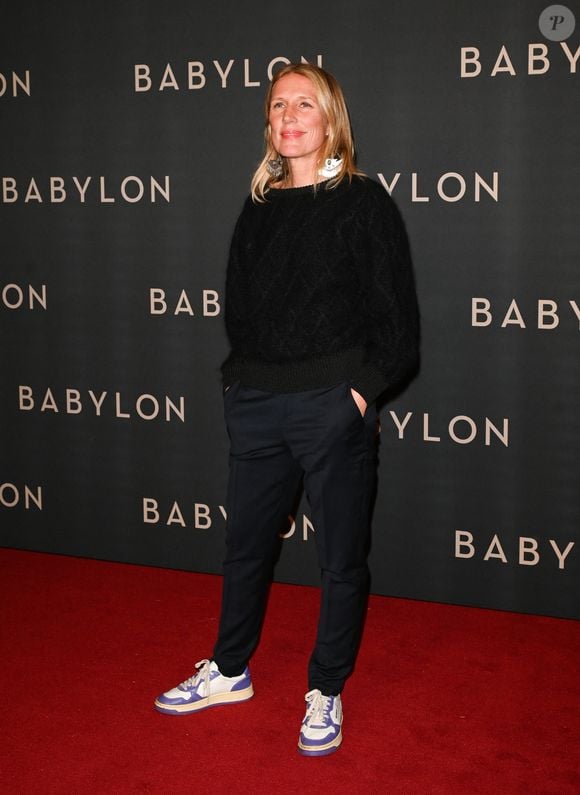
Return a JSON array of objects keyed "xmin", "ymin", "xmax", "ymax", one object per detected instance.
[{"xmin": 1, "ymin": 1, "xmax": 578, "ymax": 619}]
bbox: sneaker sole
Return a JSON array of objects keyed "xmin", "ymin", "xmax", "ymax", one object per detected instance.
[
  {"xmin": 297, "ymin": 730, "xmax": 343, "ymax": 757},
  {"xmin": 154, "ymin": 684, "xmax": 254, "ymax": 715}
]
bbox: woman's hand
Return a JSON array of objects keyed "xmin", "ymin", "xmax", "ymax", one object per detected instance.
[{"xmin": 350, "ymin": 388, "xmax": 367, "ymax": 417}]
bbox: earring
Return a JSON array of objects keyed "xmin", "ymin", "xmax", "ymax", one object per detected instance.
[
  {"xmin": 266, "ymin": 156, "xmax": 284, "ymax": 179},
  {"xmin": 319, "ymin": 157, "xmax": 343, "ymax": 179}
]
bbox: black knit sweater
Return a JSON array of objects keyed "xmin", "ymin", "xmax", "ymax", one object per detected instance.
[{"xmin": 221, "ymin": 175, "xmax": 419, "ymax": 403}]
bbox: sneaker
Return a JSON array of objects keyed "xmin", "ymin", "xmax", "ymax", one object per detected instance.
[
  {"xmin": 298, "ymin": 689, "xmax": 343, "ymax": 756},
  {"xmin": 154, "ymin": 659, "xmax": 253, "ymax": 715}
]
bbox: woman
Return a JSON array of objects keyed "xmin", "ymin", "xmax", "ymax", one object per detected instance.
[{"xmin": 155, "ymin": 63, "xmax": 420, "ymax": 757}]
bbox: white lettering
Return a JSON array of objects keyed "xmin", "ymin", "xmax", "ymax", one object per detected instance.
[
  {"xmin": 167, "ymin": 501, "xmax": 186, "ymax": 526},
  {"xmin": 194, "ymin": 503, "xmax": 211, "ymax": 529},
  {"xmin": 136, "ymin": 394, "xmax": 160, "ymax": 421},
  {"xmin": 549, "ymin": 540, "xmax": 574, "ymax": 570},
  {"xmin": 159, "ymin": 63, "xmax": 179, "ymax": 91},
  {"xmin": 99, "ymin": 176, "xmax": 115, "ymax": 203},
  {"xmin": 66, "ymin": 389, "xmax": 82, "ymax": 415},
  {"xmin": 0, "ymin": 483, "xmax": 43, "ymax": 510},
  {"xmin": 0, "ymin": 69, "xmax": 31, "ymax": 96},
  {"xmin": 213, "ymin": 59, "xmax": 234, "ymax": 88},
  {"xmin": 165, "ymin": 397, "xmax": 185, "ymax": 423},
  {"xmin": 455, "ymin": 531, "xmax": 476, "ymax": 558},
  {"xmin": 24, "ymin": 177, "xmax": 42, "ymax": 203},
  {"xmin": 302, "ymin": 514, "xmax": 315, "ymax": 541},
  {"xmin": 2, "ymin": 177, "xmax": 18, "ymax": 202},
  {"xmin": 377, "ymin": 172, "xmax": 401, "ymax": 194},
  {"xmin": 150, "ymin": 176, "xmax": 170, "ymax": 202},
  {"xmin": 423, "ymin": 413, "xmax": 441, "ymax": 443},
  {"xmin": 18, "ymin": 385, "xmax": 34, "ymax": 410},
  {"xmin": 2, "ymin": 284, "xmax": 23, "ymax": 309},
  {"xmin": 50, "ymin": 177, "xmax": 66, "ymax": 203},
  {"xmin": 528, "ymin": 43, "xmax": 550, "ymax": 75},
  {"xmin": 13, "ymin": 70, "xmax": 31, "ymax": 95},
  {"xmin": 134, "ymin": 64, "xmax": 152, "ymax": 92},
  {"xmin": 40, "ymin": 388, "xmax": 58, "ymax": 413},
  {"xmin": 280, "ymin": 515, "xmax": 296, "ymax": 539},
  {"xmin": 389, "ymin": 410, "xmax": 413, "ymax": 439},
  {"xmin": 150, "ymin": 288, "xmax": 167, "ymax": 315},
  {"xmin": 143, "ymin": 498, "xmax": 159, "ymax": 523},
  {"xmin": 475, "ymin": 172, "xmax": 499, "ymax": 201},
  {"xmin": 267, "ymin": 57, "xmax": 290, "ymax": 81},
  {"xmin": 411, "ymin": 173, "xmax": 430, "ymax": 202},
  {"xmin": 203, "ymin": 289, "xmax": 220, "ymax": 316},
  {"xmin": 491, "ymin": 45, "xmax": 517, "ymax": 77},
  {"xmin": 88, "ymin": 390, "xmax": 107, "ymax": 415},
  {"xmin": 437, "ymin": 172, "xmax": 466, "ymax": 203},
  {"xmin": 519, "ymin": 536, "xmax": 540, "ymax": 566},
  {"xmin": 115, "ymin": 392, "xmax": 130, "ymax": 419},
  {"xmin": 501, "ymin": 299, "xmax": 526, "ymax": 328},
  {"xmin": 244, "ymin": 58, "xmax": 260, "ymax": 87},
  {"xmin": 461, "ymin": 47, "xmax": 482, "ymax": 78},
  {"xmin": 28, "ymin": 284, "xmax": 47, "ymax": 309},
  {"xmin": 24, "ymin": 485, "xmax": 42, "ymax": 510},
  {"xmin": 121, "ymin": 176, "xmax": 144, "ymax": 203},
  {"xmin": 483, "ymin": 534, "xmax": 508, "ymax": 563},
  {"xmin": 0, "ymin": 483, "xmax": 19, "ymax": 507},
  {"xmin": 560, "ymin": 42, "xmax": 580, "ymax": 72},
  {"xmin": 472, "ymin": 298, "xmax": 492, "ymax": 327},
  {"xmin": 175, "ymin": 290, "xmax": 194, "ymax": 316},
  {"xmin": 448, "ymin": 416, "xmax": 477, "ymax": 445},
  {"xmin": 188, "ymin": 61, "xmax": 205, "ymax": 89},
  {"xmin": 72, "ymin": 176, "xmax": 91, "ymax": 202},
  {"xmin": 485, "ymin": 418, "xmax": 509, "ymax": 447},
  {"xmin": 538, "ymin": 300, "xmax": 559, "ymax": 330},
  {"xmin": 457, "ymin": 532, "xmax": 574, "ymax": 568}
]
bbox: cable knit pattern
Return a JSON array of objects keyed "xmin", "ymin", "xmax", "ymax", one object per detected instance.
[{"xmin": 221, "ymin": 175, "xmax": 419, "ymax": 403}]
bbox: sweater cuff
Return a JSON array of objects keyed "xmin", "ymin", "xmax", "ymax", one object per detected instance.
[{"xmin": 349, "ymin": 363, "xmax": 389, "ymax": 405}]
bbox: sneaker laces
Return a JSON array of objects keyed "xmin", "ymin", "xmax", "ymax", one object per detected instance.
[
  {"xmin": 179, "ymin": 658, "xmax": 211, "ymax": 691},
  {"xmin": 304, "ymin": 689, "xmax": 332, "ymax": 726}
]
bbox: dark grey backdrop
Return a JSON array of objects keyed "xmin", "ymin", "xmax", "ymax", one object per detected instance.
[{"xmin": 1, "ymin": 0, "xmax": 579, "ymax": 619}]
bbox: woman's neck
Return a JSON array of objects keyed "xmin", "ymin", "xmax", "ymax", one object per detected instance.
[{"xmin": 285, "ymin": 159, "xmax": 321, "ymax": 189}]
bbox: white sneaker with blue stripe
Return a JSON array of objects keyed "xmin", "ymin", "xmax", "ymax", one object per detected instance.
[
  {"xmin": 298, "ymin": 689, "xmax": 343, "ymax": 756},
  {"xmin": 154, "ymin": 659, "xmax": 253, "ymax": 715}
]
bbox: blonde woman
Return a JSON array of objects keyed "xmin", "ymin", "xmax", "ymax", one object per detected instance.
[{"xmin": 155, "ymin": 63, "xmax": 420, "ymax": 757}]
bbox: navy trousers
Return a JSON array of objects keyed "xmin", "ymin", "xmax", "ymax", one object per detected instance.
[{"xmin": 212, "ymin": 380, "xmax": 378, "ymax": 695}]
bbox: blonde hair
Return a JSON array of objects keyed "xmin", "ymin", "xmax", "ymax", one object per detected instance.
[{"xmin": 250, "ymin": 63, "xmax": 362, "ymax": 202}]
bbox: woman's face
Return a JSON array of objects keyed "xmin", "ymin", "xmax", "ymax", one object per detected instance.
[{"xmin": 268, "ymin": 73, "xmax": 328, "ymax": 169}]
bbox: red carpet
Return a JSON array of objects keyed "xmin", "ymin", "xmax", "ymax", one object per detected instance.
[{"xmin": 0, "ymin": 548, "xmax": 578, "ymax": 794}]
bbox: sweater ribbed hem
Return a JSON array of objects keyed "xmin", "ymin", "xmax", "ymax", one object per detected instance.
[{"xmin": 223, "ymin": 348, "xmax": 374, "ymax": 396}]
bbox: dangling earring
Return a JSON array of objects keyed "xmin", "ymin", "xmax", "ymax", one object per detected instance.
[
  {"xmin": 267, "ymin": 155, "xmax": 284, "ymax": 179},
  {"xmin": 319, "ymin": 156, "xmax": 343, "ymax": 179}
]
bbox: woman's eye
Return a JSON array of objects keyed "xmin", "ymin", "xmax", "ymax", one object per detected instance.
[
  {"xmin": 300, "ymin": 101, "xmax": 312, "ymax": 108},
  {"xmin": 272, "ymin": 102, "xmax": 284, "ymax": 109}
]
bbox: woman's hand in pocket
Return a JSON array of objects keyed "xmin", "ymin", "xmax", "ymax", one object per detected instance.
[{"xmin": 350, "ymin": 388, "xmax": 367, "ymax": 417}]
